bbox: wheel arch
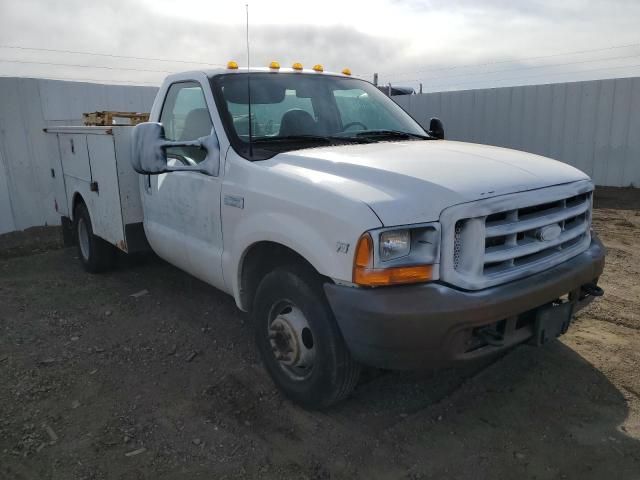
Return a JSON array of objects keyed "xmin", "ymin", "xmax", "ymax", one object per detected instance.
[
  {"xmin": 71, "ymin": 191, "xmax": 87, "ymax": 221},
  {"xmin": 237, "ymin": 240, "xmax": 330, "ymax": 312}
]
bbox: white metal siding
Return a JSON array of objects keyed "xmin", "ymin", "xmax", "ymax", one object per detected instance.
[
  {"xmin": 1, "ymin": 76, "xmax": 638, "ymax": 236},
  {"xmin": 394, "ymin": 77, "xmax": 640, "ymax": 188},
  {"xmin": 0, "ymin": 146, "xmax": 15, "ymax": 233},
  {"xmin": 0, "ymin": 77, "xmax": 157, "ymax": 234}
]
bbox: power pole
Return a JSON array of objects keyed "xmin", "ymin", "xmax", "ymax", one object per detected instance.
[
  {"xmin": 419, "ymin": 83, "xmax": 423, "ymax": 94},
  {"xmin": 373, "ymin": 73, "xmax": 378, "ymax": 86}
]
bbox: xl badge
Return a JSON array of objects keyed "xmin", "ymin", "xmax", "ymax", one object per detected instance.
[{"xmin": 336, "ymin": 242, "xmax": 350, "ymax": 254}]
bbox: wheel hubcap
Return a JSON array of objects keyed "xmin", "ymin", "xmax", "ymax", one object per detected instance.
[
  {"xmin": 268, "ymin": 304, "xmax": 315, "ymax": 380},
  {"xmin": 78, "ymin": 218, "xmax": 90, "ymax": 260}
]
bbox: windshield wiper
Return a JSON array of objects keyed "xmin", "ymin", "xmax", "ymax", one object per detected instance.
[
  {"xmin": 354, "ymin": 129, "xmax": 432, "ymax": 140},
  {"xmin": 252, "ymin": 134, "xmax": 371, "ymax": 145}
]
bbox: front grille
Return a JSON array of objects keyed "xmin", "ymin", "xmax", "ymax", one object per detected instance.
[
  {"xmin": 443, "ymin": 183, "xmax": 593, "ymax": 290},
  {"xmin": 480, "ymin": 192, "xmax": 590, "ymax": 276}
]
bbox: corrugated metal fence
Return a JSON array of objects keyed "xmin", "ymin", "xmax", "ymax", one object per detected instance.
[
  {"xmin": 1, "ymin": 76, "xmax": 638, "ymax": 235},
  {"xmin": 0, "ymin": 77, "xmax": 157, "ymax": 234},
  {"xmin": 393, "ymin": 77, "xmax": 640, "ymax": 188}
]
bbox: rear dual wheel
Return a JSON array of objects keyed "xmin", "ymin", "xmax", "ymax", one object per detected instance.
[{"xmin": 253, "ymin": 264, "xmax": 361, "ymax": 409}]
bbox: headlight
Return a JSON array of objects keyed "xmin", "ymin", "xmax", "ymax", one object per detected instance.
[
  {"xmin": 353, "ymin": 223, "xmax": 441, "ymax": 286},
  {"xmin": 380, "ymin": 229, "xmax": 410, "ymax": 261}
]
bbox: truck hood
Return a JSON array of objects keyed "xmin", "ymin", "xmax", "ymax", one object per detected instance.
[{"xmin": 264, "ymin": 140, "xmax": 591, "ymax": 226}]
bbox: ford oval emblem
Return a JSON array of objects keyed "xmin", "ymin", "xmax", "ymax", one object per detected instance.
[{"xmin": 538, "ymin": 224, "xmax": 562, "ymax": 242}]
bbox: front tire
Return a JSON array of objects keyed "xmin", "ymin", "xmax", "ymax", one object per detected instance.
[
  {"xmin": 74, "ymin": 202, "xmax": 117, "ymax": 273},
  {"xmin": 253, "ymin": 264, "xmax": 361, "ymax": 409}
]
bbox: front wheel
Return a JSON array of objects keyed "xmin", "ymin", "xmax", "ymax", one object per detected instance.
[
  {"xmin": 74, "ymin": 202, "xmax": 117, "ymax": 273},
  {"xmin": 253, "ymin": 265, "xmax": 361, "ymax": 409}
]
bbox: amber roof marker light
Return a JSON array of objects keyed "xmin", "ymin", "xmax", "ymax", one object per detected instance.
[
  {"xmin": 292, "ymin": 62, "xmax": 303, "ymax": 71},
  {"xmin": 312, "ymin": 64, "xmax": 324, "ymax": 72},
  {"xmin": 269, "ymin": 61, "xmax": 280, "ymax": 69},
  {"xmin": 342, "ymin": 68, "xmax": 352, "ymax": 76},
  {"xmin": 227, "ymin": 60, "xmax": 239, "ymax": 69}
]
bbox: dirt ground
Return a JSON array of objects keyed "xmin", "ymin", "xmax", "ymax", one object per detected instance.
[{"xmin": 1, "ymin": 188, "xmax": 639, "ymax": 480}]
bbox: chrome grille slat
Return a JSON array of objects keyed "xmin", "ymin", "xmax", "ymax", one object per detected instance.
[
  {"xmin": 485, "ymin": 199, "xmax": 590, "ymax": 238},
  {"xmin": 484, "ymin": 222, "xmax": 587, "ymax": 264},
  {"xmin": 483, "ymin": 239, "xmax": 584, "ymax": 277}
]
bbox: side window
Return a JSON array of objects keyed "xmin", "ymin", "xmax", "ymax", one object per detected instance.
[{"xmin": 160, "ymin": 82, "xmax": 213, "ymax": 164}]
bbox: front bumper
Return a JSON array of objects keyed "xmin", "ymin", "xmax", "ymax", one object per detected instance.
[{"xmin": 324, "ymin": 235, "xmax": 605, "ymax": 370}]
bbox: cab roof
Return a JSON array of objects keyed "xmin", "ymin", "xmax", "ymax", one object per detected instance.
[{"xmin": 165, "ymin": 67, "xmax": 357, "ymax": 82}]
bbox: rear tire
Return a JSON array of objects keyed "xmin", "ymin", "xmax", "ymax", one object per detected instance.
[
  {"xmin": 74, "ymin": 202, "xmax": 117, "ymax": 273},
  {"xmin": 253, "ymin": 264, "xmax": 361, "ymax": 409}
]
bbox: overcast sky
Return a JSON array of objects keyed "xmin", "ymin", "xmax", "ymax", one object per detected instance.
[{"xmin": 1, "ymin": 0, "xmax": 639, "ymax": 91}]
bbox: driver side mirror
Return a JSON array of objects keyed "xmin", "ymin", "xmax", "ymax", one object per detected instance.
[
  {"xmin": 427, "ymin": 117, "xmax": 444, "ymax": 140},
  {"xmin": 131, "ymin": 122, "xmax": 220, "ymax": 176}
]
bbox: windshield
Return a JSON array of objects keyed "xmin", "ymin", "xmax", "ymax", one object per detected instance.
[{"xmin": 211, "ymin": 73, "xmax": 430, "ymax": 160}]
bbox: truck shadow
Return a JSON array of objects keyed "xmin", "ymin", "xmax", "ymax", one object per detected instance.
[{"xmin": 331, "ymin": 340, "xmax": 640, "ymax": 477}]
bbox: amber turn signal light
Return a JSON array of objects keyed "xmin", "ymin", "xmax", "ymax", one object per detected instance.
[{"xmin": 353, "ymin": 233, "xmax": 432, "ymax": 286}]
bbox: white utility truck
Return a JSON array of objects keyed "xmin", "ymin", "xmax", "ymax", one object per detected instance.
[{"xmin": 47, "ymin": 63, "xmax": 605, "ymax": 408}]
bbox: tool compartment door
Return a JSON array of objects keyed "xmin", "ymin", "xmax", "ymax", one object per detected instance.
[
  {"xmin": 59, "ymin": 134, "xmax": 91, "ymax": 182},
  {"xmin": 85, "ymin": 134, "xmax": 126, "ymax": 249}
]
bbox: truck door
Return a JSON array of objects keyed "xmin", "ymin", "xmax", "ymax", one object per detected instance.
[{"xmin": 141, "ymin": 81, "xmax": 225, "ymax": 291}]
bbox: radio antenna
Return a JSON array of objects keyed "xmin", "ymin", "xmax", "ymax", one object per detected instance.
[{"xmin": 245, "ymin": 3, "xmax": 253, "ymax": 157}]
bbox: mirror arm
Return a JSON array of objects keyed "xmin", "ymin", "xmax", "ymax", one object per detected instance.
[
  {"xmin": 159, "ymin": 139, "xmax": 204, "ymax": 173},
  {"xmin": 162, "ymin": 135, "xmax": 220, "ymax": 176},
  {"xmin": 132, "ymin": 122, "xmax": 221, "ymax": 176},
  {"xmin": 165, "ymin": 164, "xmax": 201, "ymax": 172},
  {"xmin": 160, "ymin": 139, "xmax": 202, "ymax": 149}
]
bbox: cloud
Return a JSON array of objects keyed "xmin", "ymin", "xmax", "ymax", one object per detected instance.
[
  {"xmin": 1, "ymin": 0, "xmax": 639, "ymax": 91},
  {"xmin": 0, "ymin": 0, "xmax": 403, "ymax": 84}
]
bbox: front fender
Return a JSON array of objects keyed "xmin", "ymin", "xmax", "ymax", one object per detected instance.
[
  {"xmin": 223, "ymin": 207, "xmax": 378, "ymax": 310},
  {"xmin": 220, "ymin": 150, "xmax": 383, "ymax": 310}
]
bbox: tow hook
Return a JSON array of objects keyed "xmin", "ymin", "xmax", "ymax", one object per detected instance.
[
  {"xmin": 477, "ymin": 326, "xmax": 505, "ymax": 347},
  {"xmin": 582, "ymin": 283, "xmax": 604, "ymax": 297}
]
